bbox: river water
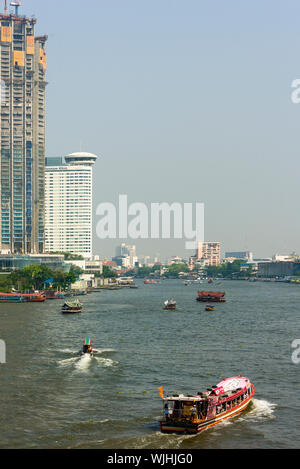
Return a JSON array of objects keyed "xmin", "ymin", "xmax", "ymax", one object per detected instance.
[{"xmin": 0, "ymin": 280, "xmax": 299, "ymax": 449}]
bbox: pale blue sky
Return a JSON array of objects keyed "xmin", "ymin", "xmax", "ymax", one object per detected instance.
[{"xmin": 17, "ymin": 0, "xmax": 300, "ymax": 260}]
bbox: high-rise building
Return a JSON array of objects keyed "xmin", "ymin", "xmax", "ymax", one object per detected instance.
[
  {"xmin": 196, "ymin": 242, "xmax": 221, "ymax": 266},
  {"xmin": 115, "ymin": 243, "xmax": 138, "ymax": 267},
  {"xmin": 44, "ymin": 152, "xmax": 98, "ymax": 259},
  {"xmin": 0, "ymin": 5, "xmax": 47, "ymax": 254}
]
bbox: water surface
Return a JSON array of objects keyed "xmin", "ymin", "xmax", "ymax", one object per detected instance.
[{"xmin": 0, "ymin": 280, "xmax": 298, "ymax": 448}]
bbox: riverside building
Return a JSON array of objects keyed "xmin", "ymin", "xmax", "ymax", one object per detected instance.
[
  {"xmin": 45, "ymin": 152, "xmax": 98, "ymax": 259},
  {"xmin": 0, "ymin": 4, "xmax": 47, "ymax": 254}
]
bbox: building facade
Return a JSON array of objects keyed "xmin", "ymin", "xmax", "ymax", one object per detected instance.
[
  {"xmin": 45, "ymin": 152, "xmax": 97, "ymax": 259},
  {"xmin": 257, "ymin": 261, "xmax": 300, "ymax": 278},
  {"xmin": 0, "ymin": 253, "xmax": 69, "ymax": 272},
  {"xmin": 197, "ymin": 242, "xmax": 221, "ymax": 266},
  {"xmin": 115, "ymin": 243, "xmax": 138, "ymax": 268},
  {"xmin": 0, "ymin": 7, "xmax": 47, "ymax": 254}
]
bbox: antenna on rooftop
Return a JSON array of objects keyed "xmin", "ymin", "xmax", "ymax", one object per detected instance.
[
  {"xmin": 10, "ymin": 1, "xmax": 21, "ymax": 16},
  {"xmin": 4, "ymin": 0, "xmax": 7, "ymax": 15}
]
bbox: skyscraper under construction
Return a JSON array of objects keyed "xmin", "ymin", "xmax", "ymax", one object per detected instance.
[{"xmin": 0, "ymin": 2, "xmax": 47, "ymax": 254}]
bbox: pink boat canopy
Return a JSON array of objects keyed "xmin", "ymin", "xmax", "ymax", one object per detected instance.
[{"xmin": 216, "ymin": 376, "xmax": 249, "ymax": 395}]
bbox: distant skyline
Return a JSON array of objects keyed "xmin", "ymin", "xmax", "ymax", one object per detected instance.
[{"xmin": 19, "ymin": 0, "xmax": 300, "ymax": 259}]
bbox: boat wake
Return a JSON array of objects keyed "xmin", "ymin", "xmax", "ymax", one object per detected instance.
[
  {"xmin": 245, "ymin": 398, "xmax": 276, "ymax": 421},
  {"xmin": 57, "ymin": 357, "xmax": 78, "ymax": 367},
  {"xmin": 57, "ymin": 353, "xmax": 118, "ymax": 371},
  {"xmin": 75, "ymin": 353, "xmax": 92, "ymax": 372},
  {"xmin": 93, "ymin": 356, "xmax": 119, "ymax": 367}
]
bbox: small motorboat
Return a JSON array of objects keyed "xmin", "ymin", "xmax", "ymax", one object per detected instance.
[
  {"xmin": 160, "ymin": 376, "xmax": 255, "ymax": 434},
  {"xmin": 81, "ymin": 337, "xmax": 94, "ymax": 356},
  {"xmin": 164, "ymin": 299, "xmax": 177, "ymax": 310},
  {"xmin": 61, "ymin": 299, "xmax": 83, "ymax": 314},
  {"xmin": 205, "ymin": 305, "xmax": 215, "ymax": 312}
]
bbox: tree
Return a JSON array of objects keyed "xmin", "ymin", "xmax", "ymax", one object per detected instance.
[
  {"xmin": 164, "ymin": 264, "xmax": 190, "ymax": 278},
  {"xmin": 102, "ymin": 266, "xmax": 118, "ymax": 279},
  {"xmin": 5, "ymin": 265, "xmax": 80, "ymax": 292},
  {"xmin": 0, "ymin": 274, "xmax": 13, "ymax": 293},
  {"xmin": 50, "ymin": 252, "xmax": 84, "ymax": 261},
  {"xmin": 10, "ymin": 265, "xmax": 53, "ymax": 291}
]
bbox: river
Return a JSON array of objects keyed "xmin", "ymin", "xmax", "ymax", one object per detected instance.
[{"xmin": 0, "ymin": 280, "xmax": 299, "ymax": 449}]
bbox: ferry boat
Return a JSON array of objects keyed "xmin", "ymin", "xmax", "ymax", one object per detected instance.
[
  {"xmin": 0, "ymin": 293, "xmax": 25, "ymax": 303},
  {"xmin": 22, "ymin": 293, "xmax": 46, "ymax": 302},
  {"xmin": 197, "ymin": 291, "xmax": 226, "ymax": 303},
  {"xmin": 160, "ymin": 376, "xmax": 255, "ymax": 434},
  {"xmin": 61, "ymin": 300, "xmax": 83, "ymax": 314}
]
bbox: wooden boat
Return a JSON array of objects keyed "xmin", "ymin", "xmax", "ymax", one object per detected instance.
[
  {"xmin": 81, "ymin": 337, "xmax": 94, "ymax": 356},
  {"xmin": 197, "ymin": 291, "xmax": 226, "ymax": 303},
  {"xmin": 164, "ymin": 299, "xmax": 177, "ymax": 310},
  {"xmin": 61, "ymin": 300, "xmax": 83, "ymax": 314},
  {"xmin": 160, "ymin": 376, "xmax": 255, "ymax": 434},
  {"xmin": 205, "ymin": 305, "xmax": 215, "ymax": 312}
]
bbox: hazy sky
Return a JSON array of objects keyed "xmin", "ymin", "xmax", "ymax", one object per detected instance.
[{"xmin": 17, "ymin": 0, "xmax": 300, "ymax": 260}]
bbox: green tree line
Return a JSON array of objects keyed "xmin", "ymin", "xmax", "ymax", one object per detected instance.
[{"xmin": 0, "ymin": 264, "xmax": 82, "ymax": 293}]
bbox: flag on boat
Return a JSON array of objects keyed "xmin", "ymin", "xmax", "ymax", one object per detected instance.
[
  {"xmin": 158, "ymin": 386, "xmax": 164, "ymax": 399},
  {"xmin": 84, "ymin": 337, "xmax": 91, "ymax": 346}
]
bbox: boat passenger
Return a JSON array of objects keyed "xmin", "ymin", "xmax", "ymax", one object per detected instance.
[
  {"xmin": 191, "ymin": 404, "xmax": 197, "ymax": 420},
  {"xmin": 164, "ymin": 404, "xmax": 170, "ymax": 421}
]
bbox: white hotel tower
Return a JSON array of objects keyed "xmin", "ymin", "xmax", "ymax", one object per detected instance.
[{"xmin": 45, "ymin": 152, "xmax": 98, "ymax": 259}]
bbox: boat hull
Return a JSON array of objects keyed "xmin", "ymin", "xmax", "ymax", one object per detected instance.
[
  {"xmin": 160, "ymin": 386, "xmax": 255, "ymax": 434},
  {"xmin": 62, "ymin": 308, "xmax": 82, "ymax": 314},
  {"xmin": 197, "ymin": 298, "xmax": 226, "ymax": 303}
]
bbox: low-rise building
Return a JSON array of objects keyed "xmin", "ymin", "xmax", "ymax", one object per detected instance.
[
  {"xmin": 0, "ymin": 254, "xmax": 70, "ymax": 272},
  {"xmin": 257, "ymin": 261, "xmax": 300, "ymax": 278},
  {"xmin": 65, "ymin": 259, "xmax": 103, "ymax": 275},
  {"xmin": 225, "ymin": 251, "xmax": 253, "ymax": 262}
]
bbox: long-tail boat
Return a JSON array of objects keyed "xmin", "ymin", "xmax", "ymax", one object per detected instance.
[
  {"xmin": 164, "ymin": 299, "xmax": 177, "ymax": 310},
  {"xmin": 160, "ymin": 376, "xmax": 255, "ymax": 434},
  {"xmin": 81, "ymin": 337, "xmax": 94, "ymax": 356},
  {"xmin": 197, "ymin": 291, "xmax": 226, "ymax": 303}
]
